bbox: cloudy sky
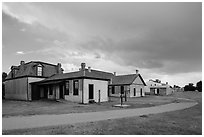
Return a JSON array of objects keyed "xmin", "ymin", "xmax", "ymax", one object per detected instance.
[{"xmin": 2, "ymin": 2, "xmax": 202, "ymax": 87}]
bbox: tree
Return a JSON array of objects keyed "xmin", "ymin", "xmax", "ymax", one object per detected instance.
[
  {"xmin": 184, "ymin": 83, "xmax": 196, "ymax": 91},
  {"xmin": 2, "ymin": 72, "xmax": 7, "ymax": 99},
  {"xmin": 196, "ymin": 81, "xmax": 202, "ymax": 92},
  {"xmin": 2, "ymin": 72, "xmax": 7, "ymax": 82}
]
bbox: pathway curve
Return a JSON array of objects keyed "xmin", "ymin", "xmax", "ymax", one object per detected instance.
[{"xmin": 2, "ymin": 102, "xmax": 197, "ymax": 131}]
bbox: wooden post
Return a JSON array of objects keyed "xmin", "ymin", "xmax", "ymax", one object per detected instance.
[
  {"xmin": 98, "ymin": 90, "xmax": 101, "ymax": 104},
  {"xmin": 125, "ymin": 90, "xmax": 127, "ymax": 102},
  {"xmin": 120, "ymin": 93, "xmax": 123, "ymax": 106}
]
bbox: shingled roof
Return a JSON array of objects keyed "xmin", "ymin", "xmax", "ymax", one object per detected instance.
[
  {"xmin": 32, "ymin": 69, "xmax": 114, "ymax": 84},
  {"xmin": 6, "ymin": 61, "xmax": 60, "ymax": 80},
  {"xmin": 110, "ymin": 74, "xmax": 146, "ymax": 86}
]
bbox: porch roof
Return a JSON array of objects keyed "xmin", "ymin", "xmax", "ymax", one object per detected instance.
[{"xmin": 31, "ymin": 69, "xmax": 114, "ymax": 84}]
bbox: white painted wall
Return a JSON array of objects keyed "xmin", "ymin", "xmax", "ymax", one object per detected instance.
[
  {"xmin": 83, "ymin": 79, "xmax": 108, "ymax": 103},
  {"xmin": 64, "ymin": 79, "xmax": 82, "ymax": 103},
  {"xmin": 130, "ymin": 84, "xmax": 145, "ymax": 97},
  {"xmin": 132, "ymin": 76, "xmax": 144, "ymax": 85}
]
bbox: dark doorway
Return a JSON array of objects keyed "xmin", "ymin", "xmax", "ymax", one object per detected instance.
[
  {"xmin": 140, "ymin": 88, "xmax": 143, "ymax": 97},
  {"xmin": 157, "ymin": 89, "xmax": 159, "ymax": 95},
  {"xmin": 31, "ymin": 85, "xmax": 40, "ymax": 100},
  {"xmin": 121, "ymin": 86, "xmax": 124, "ymax": 94},
  {"xmin": 43, "ymin": 86, "xmax": 48, "ymax": 99},
  {"xmin": 59, "ymin": 84, "xmax": 64, "ymax": 99},
  {"xmin": 89, "ymin": 84, "xmax": 94, "ymax": 99}
]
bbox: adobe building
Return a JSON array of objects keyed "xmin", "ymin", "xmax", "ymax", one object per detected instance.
[
  {"xmin": 4, "ymin": 61, "xmax": 63, "ymax": 101},
  {"xmin": 5, "ymin": 61, "xmax": 146, "ymax": 103}
]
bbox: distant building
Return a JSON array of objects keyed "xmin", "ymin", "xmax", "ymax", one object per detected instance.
[
  {"xmin": 108, "ymin": 70, "xmax": 146, "ymax": 98},
  {"xmin": 145, "ymin": 79, "xmax": 174, "ymax": 95}
]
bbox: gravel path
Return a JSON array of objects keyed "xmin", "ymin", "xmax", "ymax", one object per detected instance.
[{"xmin": 2, "ymin": 102, "xmax": 197, "ymax": 131}]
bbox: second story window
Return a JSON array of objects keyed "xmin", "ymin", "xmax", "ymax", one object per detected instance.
[{"xmin": 37, "ymin": 65, "xmax": 43, "ymax": 76}]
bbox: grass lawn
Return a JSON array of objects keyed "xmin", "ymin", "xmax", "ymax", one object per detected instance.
[
  {"xmin": 3, "ymin": 95, "xmax": 179, "ymax": 117},
  {"xmin": 3, "ymin": 91, "xmax": 201, "ymax": 135}
]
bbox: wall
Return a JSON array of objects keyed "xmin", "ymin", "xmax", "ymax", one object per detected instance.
[
  {"xmin": 166, "ymin": 87, "xmax": 174, "ymax": 95},
  {"xmin": 47, "ymin": 85, "xmax": 60, "ymax": 100},
  {"xmin": 28, "ymin": 77, "xmax": 45, "ymax": 100},
  {"xmin": 5, "ymin": 77, "xmax": 28, "ymax": 100},
  {"xmin": 83, "ymin": 79, "xmax": 108, "ymax": 103},
  {"xmin": 64, "ymin": 79, "xmax": 83, "ymax": 103},
  {"xmin": 132, "ymin": 76, "xmax": 144, "ymax": 85},
  {"xmin": 130, "ymin": 84, "xmax": 145, "ymax": 97},
  {"xmin": 109, "ymin": 85, "xmax": 130, "ymax": 97}
]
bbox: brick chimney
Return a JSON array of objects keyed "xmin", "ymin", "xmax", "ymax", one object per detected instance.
[
  {"xmin": 88, "ymin": 66, "xmax": 91, "ymax": 72},
  {"xmin": 81, "ymin": 63, "xmax": 86, "ymax": 71},
  {"xmin": 57, "ymin": 63, "xmax": 62, "ymax": 74},
  {"xmin": 136, "ymin": 69, "xmax": 139, "ymax": 74},
  {"xmin": 114, "ymin": 72, "xmax": 116, "ymax": 76},
  {"xmin": 20, "ymin": 61, "xmax": 25, "ymax": 65},
  {"xmin": 20, "ymin": 61, "xmax": 25, "ymax": 70}
]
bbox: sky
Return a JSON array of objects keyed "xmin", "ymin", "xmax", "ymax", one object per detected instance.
[{"xmin": 2, "ymin": 2, "xmax": 202, "ymax": 87}]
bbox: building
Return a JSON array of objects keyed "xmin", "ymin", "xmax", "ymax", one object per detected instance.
[
  {"xmin": 31, "ymin": 63, "xmax": 114, "ymax": 103},
  {"xmin": 145, "ymin": 79, "xmax": 174, "ymax": 96},
  {"xmin": 108, "ymin": 70, "xmax": 146, "ymax": 98},
  {"xmin": 5, "ymin": 61, "xmax": 147, "ymax": 103},
  {"xmin": 4, "ymin": 61, "xmax": 63, "ymax": 101}
]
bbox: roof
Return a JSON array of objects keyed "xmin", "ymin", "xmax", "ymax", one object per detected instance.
[
  {"xmin": 32, "ymin": 69, "xmax": 114, "ymax": 84},
  {"xmin": 110, "ymin": 74, "xmax": 146, "ymax": 86},
  {"xmin": 6, "ymin": 61, "xmax": 59, "ymax": 80}
]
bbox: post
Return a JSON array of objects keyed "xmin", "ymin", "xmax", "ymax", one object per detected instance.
[
  {"xmin": 120, "ymin": 93, "xmax": 123, "ymax": 106},
  {"xmin": 98, "ymin": 90, "xmax": 101, "ymax": 104},
  {"xmin": 125, "ymin": 90, "xmax": 127, "ymax": 102}
]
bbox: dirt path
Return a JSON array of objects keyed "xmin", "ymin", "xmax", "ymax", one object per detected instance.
[{"xmin": 2, "ymin": 102, "xmax": 197, "ymax": 131}]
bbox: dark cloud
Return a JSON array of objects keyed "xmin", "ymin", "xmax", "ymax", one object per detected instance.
[{"xmin": 3, "ymin": 2, "xmax": 202, "ymax": 76}]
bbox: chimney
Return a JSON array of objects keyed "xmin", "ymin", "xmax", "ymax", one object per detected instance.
[
  {"xmin": 20, "ymin": 61, "xmax": 25, "ymax": 65},
  {"xmin": 81, "ymin": 63, "xmax": 86, "ymax": 71},
  {"xmin": 57, "ymin": 63, "xmax": 62, "ymax": 74},
  {"xmin": 88, "ymin": 66, "xmax": 91, "ymax": 72},
  {"xmin": 136, "ymin": 69, "xmax": 139, "ymax": 74},
  {"xmin": 20, "ymin": 61, "xmax": 25, "ymax": 71},
  {"xmin": 113, "ymin": 72, "xmax": 116, "ymax": 76}
]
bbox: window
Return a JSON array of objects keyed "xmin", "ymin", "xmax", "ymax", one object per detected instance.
[
  {"xmin": 73, "ymin": 80, "xmax": 79, "ymax": 95},
  {"xmin": 134, "ymin": 88, "xmax": 136, "ymax": 96},
  {"xmin": 111, "ymin": 86, "xmax": 115, "ymax": 94},
  {"xmin": 49, "ymin": 85, "xmax": 53, "ymax": 95},
  {"xmin": 11, "ymin": 69, "xmax": 17, "ymax": 78},
  {"xmin": 37, "ymin": 65, "xmax": 43, "ymax": 76},
  {"xmin": 65, "ymin": 81, "xmax": 69, "ymax": 95}
]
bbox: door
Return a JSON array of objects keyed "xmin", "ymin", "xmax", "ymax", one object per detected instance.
[
  {"xmin": 121, "ymin": 86, "xmax": 124, "ymax": 94},
  {"xmin": 140, "ymin": 88, "xmax": 143, "ymax": 97},
  {"xmin": 89, "ymin": 84, "xmax": 94, "ymax": 99},
  {"xmin": 59, "ymin": 84, "xmax": 64, "ymax": 99},
  {"xmin": 157, "ymin": 89, "xmax": 159, "ymax": 95},
  {"xmin": 43, "ymin": 86, "xmax": 48, "ymax": 99}
]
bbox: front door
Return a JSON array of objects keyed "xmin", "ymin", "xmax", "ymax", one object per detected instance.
[
  {"xmin": 89, "ymin": 84, "xmax": 94, "ymax": 99},
  {"xmin": 140, "ymin": 88, "xmax": 143, "ymax": 97},
  {"xmin": 59, "ymin": 84, "xmax": 64, "ymax": 99},
  {"xmin": 43, "ymin": 86, "xmax": 48, "ymax": 99}
]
